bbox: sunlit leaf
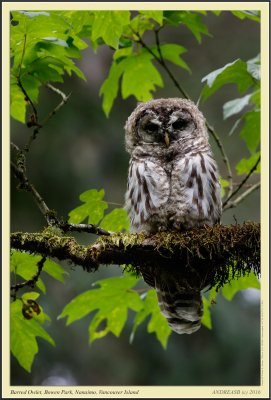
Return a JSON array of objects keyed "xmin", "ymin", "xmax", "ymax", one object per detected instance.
[
  {"xmin": 221, "ymin": 272, "xmax": 260, "ymax": 301},
  {"xmin": 201, "ymin": 59, "xmax": 254, "ymax": 100},
  {"xmin": 100, "ymin": 208, "xmax": 130, "ymax": 232},
  {"xmin": 121, "ymin": 51, "xmax": 163, "ymax": 101},
  {"xmin": 153, "ymin": 44, "xmax": 191, "ymax": 72},
  {"xmin": 59, "ymin": 275, "xmax": 143, "ymax": 344},
  {"xmin": 251, "ymin": 89, "xmax": 260, "ymax": 108},
  {"xmin": 42, "ymin": 259, "xmax": 67, "ymax": 283},
  {"xmin": 99, "ymin": 61, "xmax": 123, "ymax": 116},
  {"xmin": 92, "ymin": 11, "xmax": 130, "ymax": 49},
  {"xmin": 11, "ymin": 299, "xmax": 55, "ymax": 372},
  {"xmin": 10, "ymin": 83, "xmax": 27, "ymax": 123},
  {"xmin": 231, "ymin": 10, "xmax": 260, "ymax": 23},
  {"xmin": 68, "ymin": 189, "xmax": 108, "ymax": 225},
  {"xmin": 240, "ymin": 110, "xmax": 260, "ymax": 153},
  {"xmin": 101, "ymin": 49, "xmax": 163, "ymax": 116},
  {"xmin": 163, "ymin": 11, "xmax": 210, "ymax": 43},
  {"xmin": 201, "ymin": 296, "xmax": 212, "ymax": 329},
  {"xmin": 219, "ymin": 178, "xmax": 229, "ymax": 198},
  {"xmin": 11, "ymin": 251, "xmax": 46, "ymax": 293},
  {"xmin": 211, "ymin": 11, "xmax": 222, "ymax": 16},
  {"xmin": 236, "ymin": 152, "xmax": 261, "ymax": 175},
  {"xmin": 131, "ymin": 289, "xmax": 171, "ymax": 349},
  {"xmin": 10, "ymin": 9, "xmax": 87, "ymax": 123},
  {"xmin": 139, "ymin": 10, "xmax": 164, "ymax": 26},
  {"xmin": 125, "ymin": 15, "xmax": 154, "ymax": 37}
]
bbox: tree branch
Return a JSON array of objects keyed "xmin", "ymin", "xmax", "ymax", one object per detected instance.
[
  {"xmin": 23, "ymin": 84, "xmax": 71, "ymax": 152},
  {"xmin": 223, "ymin": 155, "xmax": 261, "ymax": 209},
  {"xmin": 10, "ymin": 222, "xmax": 260, "ymax": 290},
  {"xmin": 11, "ymin": 161, "xmax": 56, "ymax": 225},
  {"xmin": 223, "ymin": 182, "xmax": 260, "ymax": 210},
  {"xmin": 134, "ymin": 29, "xmax": 189, "ymax": 99},
  {"xmin": 206, "ymin": 121, "xmax": 233, "ymax": 196},
  {"xmin": 59, "ymin": 222, "xmax": 112, "ymax": 236}
]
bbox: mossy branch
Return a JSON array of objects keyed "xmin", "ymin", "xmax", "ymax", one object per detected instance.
[{"xmin": 11, "ymin": 222, "xmax": 260, "ymax": 290}]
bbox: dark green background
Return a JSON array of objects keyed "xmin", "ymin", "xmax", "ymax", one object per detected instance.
[{"xmin": 11, "ymin": 11, "xmax": 260, "ymax": 386}]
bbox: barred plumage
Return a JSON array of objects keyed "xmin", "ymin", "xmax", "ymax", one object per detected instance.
[{"xmin": 124, "ymin": 98, "xmax": 222, "ymax": 334}]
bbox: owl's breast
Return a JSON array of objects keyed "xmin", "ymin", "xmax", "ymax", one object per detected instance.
[{"xmin": 125, "ymin": 158, "xmax": 171, "ymax": 232}]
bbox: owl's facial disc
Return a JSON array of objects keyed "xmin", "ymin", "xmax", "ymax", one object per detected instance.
[
  {"xmin": 136, "ymin": 108, "xmax": 196, "ymax": 147},
  {"xmin": 168, "ymin": 110, "xmax": 196, "ymax": 141},
  {"xmin": 137, "ymin": 112, "xmax": 163, "ymax": 144}
]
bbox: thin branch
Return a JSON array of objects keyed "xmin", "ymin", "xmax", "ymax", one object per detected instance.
[
  {"xmin": 23, "ymin": 85, "xmax": 71, "ymax": 152},
  {"xmin": 41, "ymin": 91, "xmax": 72, "ymax": 127},
  {"xmin": 17, "ymin": 34, "xmax": 27, "ymax": 77},
  {"xmin": 11, "ymin": 142, "xmax": 20, "ymax": 152},
  {"xmin": 16, "ymin": 34, "xmax": 38, "ymax": 127},
  {"xmin": 45, "ymin": 83, "xmax": 70, "ymax": 101},
  {"xmin": 17, "ymin": 79, "xmax": 39, "ymax": 128},
  {"xmin": 206, "ymin": 121, "xmax": 233, "ymax": 195},
  {"xmin": 223, "ymin": 155, "xmax": 261, "ymax": 208},
  {"xmin": 133, "ymin": 30, "xmax": 189, "ymax": 99},
  {"xmin": 223, "ymin": 182, "xmax": 260, "ymax": 210},
  {"xmin": 11, "ymin": 256, "xmax": 46, "ymax": 293},
  {"xmin": 11, "ymin": 161, "xmax": 56, "ymax": 225},
  {"xmin": 154, "ymin": 30, "xmax": 189, "ymax": 99},
  {"xmin": 59, "ymin": 222, "xmax": 112, "ymax": 236}
]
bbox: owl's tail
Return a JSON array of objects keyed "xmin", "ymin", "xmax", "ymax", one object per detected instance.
[
  {"xmin": 141, "ymin": 270, "xmax": 204, "ymax": 334},
  {"xmin": 155, "ymin": 278, "xmax": 203, "ymax": 335}
]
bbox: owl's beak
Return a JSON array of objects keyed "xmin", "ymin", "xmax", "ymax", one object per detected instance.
[{"xmin": 164, "ymin": 131, "xmax": 170, "ymax": 147}]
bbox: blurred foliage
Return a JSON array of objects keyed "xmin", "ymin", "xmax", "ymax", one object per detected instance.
[{"xmin": 10, "ymin": 9, "xmax": 261, "ymax": 378}]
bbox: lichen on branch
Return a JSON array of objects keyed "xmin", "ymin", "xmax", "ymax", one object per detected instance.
[{"xmin": 11, "ymin": 222, "xmax": 260, "ymax": 290}]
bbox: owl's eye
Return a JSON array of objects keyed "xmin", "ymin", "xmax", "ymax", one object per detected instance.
[
  {"xmin": 145, "ymin": 122, "xmax": 159, "ymax": 133},
  {"xmin": 172, "ymin": 118, "xmax": 188, "ymax": 130}
]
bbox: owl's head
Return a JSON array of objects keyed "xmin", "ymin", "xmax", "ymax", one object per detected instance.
[{"xmin": 124, "ymin": 98, "xmax": 209, "ymax": 155}]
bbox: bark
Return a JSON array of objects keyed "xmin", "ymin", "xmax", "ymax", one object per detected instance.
[{"xmin": 11, "ymin": 222, "xmax": 260, "ymax": 290}]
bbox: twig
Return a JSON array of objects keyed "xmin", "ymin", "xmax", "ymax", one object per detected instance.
[
  {"xmin": 23, "ymin": 85, "xmax": 71, "ymax": 152},
  {"xmin": 17, "ymin": 79, "xmax": 39, "ymax": 129},
  {"xmin": 45, "ymin": 83, "xmax": 69, "ymax": 101},
  {"xmin": 59, "ymin": 222, "xmax": 112, "ymax": 236},
  {"xmin": 11, "ymin": 256, "xmax": 46, "ymax": 293},
  {"xmin": 133, "ymin": 30, "xmax": 189, "ymax": 99},
  {"xmin": 11, "ymin": 142, "xmax": 20, "ymax": 152},
  {"xmin": 206, "ymin": 121, "xmax": 233, "ymax": 195},
  {"xmin": 41, "ymin": 91, "xmax": 72, "ymax": 126},
  {"xmin": 16, "ymin": 34, "xmax": 39, "ymax": 127},
  {"xmin": 11, "ymin": 161, "xmax": 56, "ymax": 225},
  {"xmin": 223, "ymin": 182, "xmax": 260, "ymax": 210},
  {"xmin": 223, "ymin": 155, "xmax": 261, "ymax": 208},
  {"xmin": 154, "ymin": 30, "xmax": 189, "ymax": 99}
]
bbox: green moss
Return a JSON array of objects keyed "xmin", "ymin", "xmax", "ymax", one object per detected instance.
[{"xmin": 11, "ymin": 222, "xmax": 260, "ymax": 290}]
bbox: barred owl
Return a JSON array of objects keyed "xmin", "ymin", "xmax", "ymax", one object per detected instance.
[{"xmin": 124, "ymin": 98, "xmax": 222, "ymax": 334}]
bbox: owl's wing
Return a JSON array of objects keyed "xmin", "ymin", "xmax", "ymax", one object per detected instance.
[
  {"xmin": 175, "ymin": 152, "xmax": 222, "ymax": 226},
  {"xmin": 125, "ymin": 159, "xmax": 170, "ymax": 231}
]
